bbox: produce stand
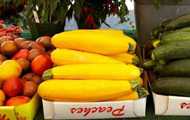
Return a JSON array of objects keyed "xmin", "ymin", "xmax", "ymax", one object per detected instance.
[{"xmin": 2, "ymin": 0, "xmax": 190, "ymax": 120}]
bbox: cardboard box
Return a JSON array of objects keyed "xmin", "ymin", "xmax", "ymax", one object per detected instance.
[
  {"xmin": 153, "ymin": 92, "xmax": 190, "ymax": 116},
  {"xmin": 42, "ymin": 97, "xmax": 147, "ymax": 119},
  {"xmin": 0, "ymin": 94, "xmax": 40, "ymax": 120}
]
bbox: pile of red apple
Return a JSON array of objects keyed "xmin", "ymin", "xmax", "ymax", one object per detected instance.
[{"xmin": 0, "ymin": 35, "xmax": 54, "ymax": 106}]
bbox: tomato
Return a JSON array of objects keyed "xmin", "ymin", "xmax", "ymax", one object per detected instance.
[
  {"xmin": 31, "ymin": 54, "xmax": 53, "ymax": 75},
  {"xmin": 12, "ymin": 49, "xmax": 29, "ymax": 59}
]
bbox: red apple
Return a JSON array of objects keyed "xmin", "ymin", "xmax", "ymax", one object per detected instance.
[
  {"xmin": 3, "ymin": 77, "xmax": 23, "ymax": 97},
  {"xmin": 5, "ymin": 96, "xmax": 30, "ymax": 106}
]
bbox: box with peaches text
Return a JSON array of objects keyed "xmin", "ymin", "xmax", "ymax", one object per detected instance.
[{"xmin": 42, "ymin": 97, "xmax": 146, "ymax": 119}]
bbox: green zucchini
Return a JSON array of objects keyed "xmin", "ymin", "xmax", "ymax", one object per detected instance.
[
  {"xmin": 160, "ymin": 31, "xmax": 190, "ymax": 44},
  {"xmin": 163, "ymin": 14, "xmax": 190, "ymax": 31},
  {"xmin": 155, "ymin": 59, "xmax": 190, "ymax": 77},
  {"xmin": 175, "ymin": 27, "xmax": 190, "ymax": 32},
  {"xmin": 152, "ymin": 77, "xmax": 190, "ymax": 97},
  {"xmin": 152, "ymin": 41, "xmax": 190, "ymax": 61}
]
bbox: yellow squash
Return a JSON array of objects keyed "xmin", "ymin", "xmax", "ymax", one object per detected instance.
[
  {"xmin": 38, "ymin": 80, "xmax": 133, "ymax": 102},
  {"xmin": 43, "ymin": 64, "xmax": 141, "ymax": 80},
  {"xmin": 76, "ymin": 29, "xmax": 123, "ymax": 35},
  {"xmin": 51, "ymin": 48, "xmax": 123, "ymax": 65},
  {"xmin": 112, "ymin": 91, "xmax": 139, "ymax": 101},
  {"xmin": 111, "ymin": 53, "xmax": 139, "ymax": 65},
  {"xmin": 51, "ymin": 30, "xmax": 136, "ymax": 55},
  {"xmin": 96, "ymin": 29, "xmax": 137, "ymax": 52},
  {"xmin": 73, "ymin": 29, "xmax": 136, "ymax": 51}
]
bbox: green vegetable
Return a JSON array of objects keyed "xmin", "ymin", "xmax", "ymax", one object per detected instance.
[
  {"xmin": 175, "ymin": 27, "xmax": 190, "ymax": 32},
  {"xmin": 152, "ymin": 77, "xmax": 190, "ymax": 97},
  {"xmin": 154, "ymin": 59, "xmax": 190, "ymax": 77},
  {"xmin": 151, "ymin": 14, "xmax": 190, "ymax": 39},
  {"xmin": 143, "ymin": 60, "xmax": 157, "ymax": 69},
  {"xmin": 163, "ymin": 14, "xmax": 190, "ymax": 31},
  {"xmin": 152, "ymin": 41, "xmax": 190, "ymax": 61},
  {"xmin": 160, "ymin": 31, "xmax": 190, "ymax": 44}
]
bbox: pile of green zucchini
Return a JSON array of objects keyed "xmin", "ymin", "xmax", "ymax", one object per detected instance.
[{"xmin": 145, "ymin": 14, "xmax": 190, "ymax": 97}]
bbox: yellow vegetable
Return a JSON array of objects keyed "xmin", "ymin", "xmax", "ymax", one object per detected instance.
[
  {"xmin": 78, "ymin": 29, "xmax": 123, "ymax": 35},
  {"xmin": 73, "ymin": 29, "xmax": 136, "ymax": 51},
  {"xmin": 0, "ymin": 60, "xmax": 22, "ymax": 81},
  {"xmin": 38, "ymin": 80, "xmax": 133, "ymax": 102},
  {"xmin": 112, "ymin": 91, "xmax": 139, "ymax": 101},
  {"xmin": 111, "ymin": 53, "xmax": 139, "ymax": 65},
  {"xmin": 51, "ymin": 48, "xmax": 124, "ymax": 65},
  {"xmin": 51, "ymin": 30, "xmax": 136, "ymax": 55},
  {"xmin": 43, "ymin": 64, "xmax": 141, "ymax": 80}
]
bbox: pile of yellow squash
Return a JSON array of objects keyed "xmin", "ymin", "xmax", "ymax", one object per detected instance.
[{"xmin": 38, "ymin": 29, "xmax": 145, "ymax": 102}]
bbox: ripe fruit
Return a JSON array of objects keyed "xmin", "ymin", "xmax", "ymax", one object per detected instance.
[
  {"xmin": 5, "ymin": 96, "xmax": 30, "ymax": 106},
  {"xmin": 16, "ymin": 58, "xmax": 30, "ymax": 72},
  {"xmin": 3, "ymin": 77, "xmax": 23, "ymax": 97},
  {"xmin": 31, "ymin": 74, "xmax": 42, "ymax": 84},
  {"xmin": 28, "ymin": 49, "xmax": 43, "ymax": 61},
  {"xmin": 0, "ymin": 89, "xmax": 5, "ymax": 105},
  {"xmin": 15, "ymin": 38, "xmax": 24, "ymax": 48},
  {"xmin": 0, "ymin": 36, "xmax": 13, "ymax": 44},
  {"xmin": 0, "ymin": 101, "xmax": 3, "ymax": 106},
  {"xmin": 31, "ymin": 54, "xmax": 53, "ymax": 75},
  {"xmin": 0, "ymin": 54, "xmax": 6, "ymax": 64},
  {"xmin": 36, "ymin": 36, "xmax": 52, "ymax": 49},
  {"xmin": 22, "ymin": 73, "xmax": 34, "ymax": 81},
  {"xmin": 1, "ymin": 41, "xmax": 18, "ymax": 56},
  {"xmin": 0, "ymin": 60, "xmax": 22, "ymax": 81},
  {"xmin": 23, "ymin": 81, "xmax": 37, "ymax": 97},
  {"xmin": 22, "ymin": 73, "xmax": 42, "ymax": 84},
  {"xmin": 12, "ymin": 49, "xmax": 29, "ymax": 59},
  {"xmin": 17, "ymin": 41, "xmax": 31, "ymax": 49},
  {"xmin": 29, "ymin": 42, "xmax": 45, "ymax": 52}
]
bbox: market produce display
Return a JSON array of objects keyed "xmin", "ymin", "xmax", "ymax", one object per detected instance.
[
  {"xmin": 146, "ymin": 14, "xmax": 190, "ymax": 97},
  {"xmin": 0, "ymin": 35, "xmax": 53, "ymax": 106},
  {"xmin": 38, "ymin": 29, "xmax": 148, "ymax": 102}
]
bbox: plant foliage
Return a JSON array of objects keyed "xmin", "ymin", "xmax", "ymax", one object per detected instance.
[{"xmin": 25, "ymin": 0, "xmax": 129, "ymax": 29}]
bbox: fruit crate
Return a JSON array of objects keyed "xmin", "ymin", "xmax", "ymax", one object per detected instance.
[
  {"xmin": 153, "ymin": 92, "xmax": 190, "ymax": 116},
  {"xmin": 0, "ymin": 94, "xmax": 40, "ymax": 120}
]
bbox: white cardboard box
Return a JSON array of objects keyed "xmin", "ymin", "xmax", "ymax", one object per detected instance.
[
  {"xmin": 42, "ymin": 97, "xmax": 147, "ymax": 119},
  {"xmin": 153, "ymin": 92, "xmax": 190, "ymax": 116}
]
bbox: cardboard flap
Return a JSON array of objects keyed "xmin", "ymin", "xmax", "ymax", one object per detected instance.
[
  {"xmin": 42, "ymin": 100, "xmax": 54, "ymax": 119},
  {"xmin": 134, "ymin": 98, "xmax": 147, "ymax": 116},
  {"xmin": 153, "ymin": 92, "xmax": 190, "ymax": 116},
  {"xmin": 153, "ymin": 93, "xmax": 169, "ymax": 115}
]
